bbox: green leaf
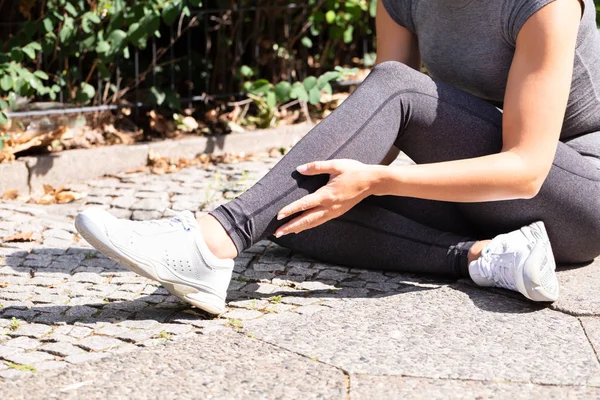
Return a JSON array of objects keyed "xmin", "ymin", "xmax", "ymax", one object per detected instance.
[
  {"xmin": 162, "ymin": 1, "xmax": 182, "ymax": 25},
  {"xmin": 148, "ymin": 86, "xmax": 166, "ymax": 106},
  {"xmin": 189, "ymin": 0, "xmax": 202, "ymax": 6},
  {"xmin": 309, "ymin": 87, "xmax": 321, "ymax": 105},
  {"xmin": 343, "ymin": 26, "xmax": 354, "ymax": 44},
  {"xmin": 290, "ymin": 82, "xmax": 308, "ymax": 102},
  {"xmin": 248, "ymin": 79, "xmax": 272, "ymax": 96},
  {"xmin": 0, "ymin": 112, "xmax": 7, "ymax": 127},
  {"xmin": 316, "ymin": 71, "xmax": 340, "ymax": 89},
  {"xmin": 10, "ymin": 48, "xmax": 23, "ymax": 63},
  {"xmin": 303, "ymin": 76, "xmax": 318, "ymax": 91},
  {"xmin": 0, "ymin": 99, "xmax": 7, "ymax": 109},
  {"xmin": 96, "ymin": 41, "xmax": 110, "ymax": 54},
  {"xmin": 82, "ymin": 12, "xmax": 101, "ymax": 33},
  {"xmin": 64, "ymin": 3, "xmax": 78, "ymax": 17},
  {"xmin": 240, "ymin": 65, "xmax": 254, "ymax": 78},
  {"xmin": 321, "ymin": 82, "xmax": 333, "ymax": 95},
  {"xmin": 266, "ymin": 91, "xmax": 277, "ymax": 109},
  {"xmin": 86, "ymin": 12, "xmax": 101, "ymax": 24},
  {"xmin": 34, "ymin": 71, "xmax": 49, "ymax": 80},
  {"xmin": 22, "ymin": 46, "xmax": 37, "ymax": 60},
  {"xmin": 42, "ymin": 18, "xmax": 54, "ymax": 33},
  {"xmin": 59, "ymin": 17, "xmax": 76, "ymax": 43},
  {"xmin": 13, "ymin": 78, "xmax": 27, "ymax": 94},
  {"xmin": 76, "ymin": 82, "xmax": 96, "ymax": 104},
  {"xmin": 0, "ymin": 75, "xmax": 11, "ymax": 91},
  {"xmin": 301, "ymin": 37, "xmax": 313, "ymax": 49},
  {"xmin": 107, "ymin": 30, "xmax": 127, "ymax": 56},
  {"xmin": 274, "ymin": 81, "xmax": 292, "ymax": 103},
  {"xmin": 325, "ymin": 10, "xmax": 336, "ymax": 24}
]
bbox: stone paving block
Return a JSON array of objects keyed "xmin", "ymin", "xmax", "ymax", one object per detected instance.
[
  {"xmin": 39, "ymin": 342, "xmax": 86, "ymax": 358},
  {"xmin": 118, "ymin": 320, "xmax": 161, "ymax": 330},
  {"xmin": 4, "ymin": 337, "xmax": 40, "ymax": 350},
  {"xmin": 71, "ymin": 272, "xmax": 104, "ymax": 284},
  {"xmin": 0, "ymin": 345, "xmax": 24, "ymax": 358},
  {"xmin": 10, "ymin": 324, "xmax": 52, "ymax": 339},
  {"xmin": 63, "ymin": 306, "xmax": 99, "ymax": 322},
  {"xmin": 553, "ymin": 260, "xmax": 600, "ymax": 316},
  {"xmin": 76, "ymin": 336, "xmax": 125, "ymax": 352},
  {"xmin": 3, "ymin": 351, "xmax": 54, "ymax": 365},
  {"xmin": 222, "ymin": 309, "xmax": 264, "ymax": 320},
  {"xmin": 351, "ymin": 375, "xmax": 600, "ymax": 400},
  {"xmin": 0, "ymin": 329, "xmax": 345, "ymax": 399},
  {"xmin": 244, "ymin": 285, "xmax": 600, "ymax": 386},
  {"xmin": 67, "ymin": 326, "xmax": 93, "ymax": 339}
]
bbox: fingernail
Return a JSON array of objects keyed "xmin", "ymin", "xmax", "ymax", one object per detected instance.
[
  {"xmin": 277, "ymin": 213, "xmax": 284, "ymax": 220},
  {"xmin": 275, "ymin": 231, "xmax": 283, "ymax": 238},
  {"xmin": 296, "ymin": 165, "xmax": 307, "ymax": 173}
]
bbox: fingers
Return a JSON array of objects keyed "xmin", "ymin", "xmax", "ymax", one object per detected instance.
[
  {"xmin": 278, "ymin": 192, "xmax": 329, "ymax": 220},
  {"xmin": 296, "ymin": 160, "xmax": 341, "ymax": 176},
  {"xmin": 275, "ymin": 207, "xmax": 330, "ymax": 238}
]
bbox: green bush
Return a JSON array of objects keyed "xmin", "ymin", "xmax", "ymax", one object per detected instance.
[{"xmin": 0, "ymin": 1, "xmax": 377, "ymax": 126}]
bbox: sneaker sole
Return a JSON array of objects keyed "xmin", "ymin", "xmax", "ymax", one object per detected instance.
[{"xmin": 75, "ymin": 210, "xmax": 226, "ymax": 315}]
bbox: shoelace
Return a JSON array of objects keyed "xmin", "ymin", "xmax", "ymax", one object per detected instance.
[
  {"xmin": 138, "ymin": 209, "xmax": 193, "ymax": 232},
  {"xmin": 478, "ymin": 245, "xmax": 518, "ymax": 290}
]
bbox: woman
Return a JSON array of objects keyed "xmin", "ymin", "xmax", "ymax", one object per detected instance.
[{"xmin": 75, "ymin": 0, "xmax": 600, "ymax": 315}]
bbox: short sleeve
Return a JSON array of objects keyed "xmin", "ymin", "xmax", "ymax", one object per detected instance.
[
  {"xmin": 381, "ymin": 0, "xmax": 415, "ymax": 33},
  {"xmin": 504, "ymin": 0, "xmax": 556, "ymax": 44}
]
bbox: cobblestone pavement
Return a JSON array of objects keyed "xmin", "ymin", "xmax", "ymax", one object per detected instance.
[{"xmin": 0, "ymin": 153, "xmax": 600, "ymax": 399}]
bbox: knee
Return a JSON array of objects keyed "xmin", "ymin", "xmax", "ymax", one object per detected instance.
[
  {"xmin": 368, "ymin": 61, "xmax": 422, "ymax": 89},
  {"xmin": 373, "ymin": 60, "xmax": 414, "ymax": 74}
]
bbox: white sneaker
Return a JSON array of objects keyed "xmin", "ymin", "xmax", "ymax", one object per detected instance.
[
  {"xmin": 468, "ymin": 221, "xmax": 559, "ymax": 302},
  {"xmin": 74, "ymin": 207, "xmax": 234, "ymax": 314}
]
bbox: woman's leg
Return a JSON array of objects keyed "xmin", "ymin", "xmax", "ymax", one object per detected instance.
[
  {"xmin": 272, "ymin": 196, "xmax": 481, "ymax": 277},
  {"xmin": 208, "ymin": 61, "xmax": 487, "ymax": 264},
  {"xmin": 210, "ymin": 60, "xmax": 600, "ymax": 266}
]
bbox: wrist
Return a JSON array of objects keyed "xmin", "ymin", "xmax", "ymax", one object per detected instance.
[{"xmin": 366, "ymin": 165, "xmax": 391, "ymax": 196}]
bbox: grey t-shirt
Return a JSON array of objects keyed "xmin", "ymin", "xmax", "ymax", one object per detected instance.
[{"xmin": 381, "ymin": 0, "xmax": 600, "ymax": 139}]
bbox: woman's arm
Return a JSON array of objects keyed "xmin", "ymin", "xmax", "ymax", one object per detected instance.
[
  {"xmin": 375, "ymin": 0, "xmax": 421, "ymax": 69},
  {"xmin": 376, "ymin": 0, "xmax": 421, "ymax": 164},
  {"xmin": 370, "ymin": 0, "xmax": 582, "ymax": 201}
]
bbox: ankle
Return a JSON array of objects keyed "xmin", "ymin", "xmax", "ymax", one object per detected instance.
[
  {"xmin": 468, "ymin": 240, "xmax": 491, "ymax": 265},
  {"xmin": 197, "ymin": 215, "xmax": 238, "ymax": 259}
]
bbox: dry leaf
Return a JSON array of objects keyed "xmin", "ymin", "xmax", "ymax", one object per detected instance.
[
  {"xmin": 33, "ymin": 185, "xmax": 86, "ymax": 205},
  {"xmin": 4, "ymin": 232, "xmax": 34, "ymax": 242},
  {"xmin": 126, "ymin": 166, "xmax": 148, "ymax": 174},
  {"xmin": 2, "ymin": 189, "xmax": 19, "ymax": 200},
  {"xmin": 37, "ymin": 193, "xmax": 57, "ymax": 205},
  {"xmin": 0, "ymin": 282, "xmax": 8, "ymax": 288},
  {"xmin": 43, "ymin": 184, "xmax": 55, "ymax": 194},
  {"xmin": 56, "ymin": 191, "xmax": 85, "ymax": 204}
]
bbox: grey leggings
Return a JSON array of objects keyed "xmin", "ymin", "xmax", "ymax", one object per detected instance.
[{"xmin": 210, "ymin": 61, "xmax": 600, "ymax": 278}]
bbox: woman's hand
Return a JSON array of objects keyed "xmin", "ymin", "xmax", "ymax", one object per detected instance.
[{"xmin": 275, "ymin": 159, "xmax": 377, "ymax": 238}]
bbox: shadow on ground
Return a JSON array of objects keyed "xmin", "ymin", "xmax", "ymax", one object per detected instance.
[{"xmin": 0, "ymin": 243, "xmax": 574, "ymax": 326}]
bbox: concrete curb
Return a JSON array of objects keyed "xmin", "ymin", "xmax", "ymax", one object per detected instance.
[{"xmin": 0, "ymin": 123, "xmax": 312, "ymax": 196}]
